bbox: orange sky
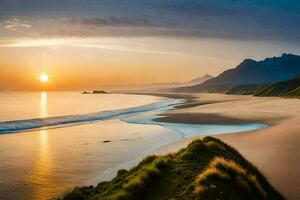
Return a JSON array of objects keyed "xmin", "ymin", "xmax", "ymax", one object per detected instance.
[{"xmin": 0, "ymin": 37, "xmax": 299, "ymax": 91}]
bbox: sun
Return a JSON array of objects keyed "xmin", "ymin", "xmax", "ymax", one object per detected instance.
[{"xmin": 40, "ymin": 74, "xmax": 49, "ymax": 83}]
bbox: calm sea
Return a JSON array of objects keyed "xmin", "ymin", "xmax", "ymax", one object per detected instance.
[{"xmin": 0, "ymin": 92, "xmax": 266, "ymax": 200}]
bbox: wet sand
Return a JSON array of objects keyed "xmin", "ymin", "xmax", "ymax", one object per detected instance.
[
  {"xmin": 154, "ymin": 113, "xmax": 260, "ymax": 125},
  {"xmin": 153, "ymin": 93, "xmax": 300, "ymax": 200}
]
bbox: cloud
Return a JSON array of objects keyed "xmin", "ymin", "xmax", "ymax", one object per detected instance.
[
  {"xmin": 2, "ymin": 18, "xmax": 31, "ymax": 30},
  {"xmin": 0, "ymin": 0, "xmax": 300, "ymax": 44},
  {"xmin": 0, "ymin": 37, "xmax": 207, "ymax": 59},
  {"xmin": 63, "ymin": 17, "xmax": 153, "ymax": 27}
]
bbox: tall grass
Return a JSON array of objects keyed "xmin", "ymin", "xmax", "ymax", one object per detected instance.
[
  {"xmin": 108, "ymin": 156, "xmax": 169, "ymax": 200},
  {"xmin": 194, "ymin": 157, "xmax": 267, "ymax": 199}
]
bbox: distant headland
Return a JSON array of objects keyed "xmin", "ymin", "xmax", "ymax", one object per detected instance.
[{"xmin": 81, "ymin": 90, "xmax": 109, "ymax": 94}]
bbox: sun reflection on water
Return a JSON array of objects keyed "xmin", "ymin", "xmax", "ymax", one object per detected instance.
[
  {"xmin": 26, "ymin": 93, "xmax": 57, "ymax": 199},
  {"xmin": 26, "ymin": 129, "xmax": 56, "ymax": 200},
  {"xmin": 40, "ymin": 92, "xmax": 48, "ymax": 118}
]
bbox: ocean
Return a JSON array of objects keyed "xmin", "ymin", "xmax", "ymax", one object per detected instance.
[{"xmin": 0, "ymin": 92, "xmax": 266, "ymax": 200}]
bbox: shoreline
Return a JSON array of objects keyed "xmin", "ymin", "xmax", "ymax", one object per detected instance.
[
  {"xmin": 58, "ymin": 92, "xmax": 299, "ymax": 199},
  {"xmin": 0, "ymin": 93, "xmax": 167, "ymax": 135},
  {"xmin": 83, "ymin": 93, "xmax": 267, "ymax": 188}
]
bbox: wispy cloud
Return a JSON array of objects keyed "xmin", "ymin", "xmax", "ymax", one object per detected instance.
[
  {"xmin": 2, "ymin": 18, "xmax": 31, "ymax": 30},
  {"xmin": 0, "ymin": 37, "xmax": 209, "ymax": 58},
  {"xmin": 63, "ymin": 17, "xmax": 153, "ymax": 27}
]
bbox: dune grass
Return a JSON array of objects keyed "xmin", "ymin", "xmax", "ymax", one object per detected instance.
[
  {"xmin": 194, "ymin": 157, "xmax": 267, "ymax": 199},
  {"xmin": 60, "ymin": 137, "xmax": 284, "ymax": 200}
]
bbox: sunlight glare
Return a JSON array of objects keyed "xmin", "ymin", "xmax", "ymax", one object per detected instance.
[{"xmin": 40, "ymin": 74, "xmax": 49, "ymax": 83}]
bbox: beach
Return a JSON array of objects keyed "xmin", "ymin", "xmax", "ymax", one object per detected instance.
[{"xmin": 153, "ymin": 93, "xmax": 300, "ymax": 200}]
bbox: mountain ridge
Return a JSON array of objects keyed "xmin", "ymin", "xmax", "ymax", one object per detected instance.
[{"xmin": 172, "ymin": 54, "xmax": 300, "ymax": 93}]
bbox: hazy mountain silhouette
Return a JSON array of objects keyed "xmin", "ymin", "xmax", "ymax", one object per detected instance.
[{"xmin": 116, "ymin": 74, "xmax": 213, "ymax": 93}]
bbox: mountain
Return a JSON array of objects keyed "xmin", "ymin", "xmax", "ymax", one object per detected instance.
[
  {"xmin": 226, "ymin": 77, "xmax": 300, "ymax": 98},
  {"xmin": 181, "ymin": 74, "xmax": 214, "ymax": 87},
  {"xmin": 61, "ymin": 137, "xmax": 283, "ymax": 200},
  {"xmin": 115, "ymin": 74, "xmax": 213, "ymax": 93},
  {"xmin": 173, "ymin": 54, "xmax": 300, "ymax": 93},
  {"xmin": 153, "ymin": 74, "xmax": 213, "ymax": 89}
]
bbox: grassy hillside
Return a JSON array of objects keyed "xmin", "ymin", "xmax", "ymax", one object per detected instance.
[
  {"xmin": 60, "ymin": 137, "xmax": 284, "ymax": 200},
  {"xmin": 285, "ymin": 87, "xmax": 300, "ymax": 97},
  {"xmin": 226, "ymin": 84, "xmax": 267, "ymax": 95},
  {"xmin": 227, "ymin": 78, "xmax": 300, "ymax": 98},
  {"xmin": 255, "ymin": 78, "xmax": 300, "ymax": 98}
]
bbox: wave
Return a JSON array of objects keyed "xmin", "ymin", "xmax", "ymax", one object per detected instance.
[{"xmin": 0, "ymin": 99, "xmax": 183, "ymax": 134}]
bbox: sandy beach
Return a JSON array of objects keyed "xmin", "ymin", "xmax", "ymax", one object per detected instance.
[{"xmin": 153, "ymin": 93, "xmax": 300, "ymax": 200}]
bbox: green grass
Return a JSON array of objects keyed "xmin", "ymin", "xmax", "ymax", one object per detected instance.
[
  {"xmin": 227, "ymin": 77, "xmax": 300, "ymax": 98},
  {"xmin": 59, "ymin": 137, "xmax": 284, "ymax": 200},
  {"xmin": 194, "ymin": 157, "xmax": 267, "ymax": 199},
  {"xmin": 226, "ymin": 84, "xmax": 268, "ymax": 95}
]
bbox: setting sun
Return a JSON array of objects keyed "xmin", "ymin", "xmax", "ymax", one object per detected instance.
[{"xmin": 40, "ymin": 74, "xmax": 49, "ymax": 83}]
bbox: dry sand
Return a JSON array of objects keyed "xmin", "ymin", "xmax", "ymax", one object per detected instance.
[{"xmin": 154, "ymin": 93, "xmax": 300, "ymax": 200}]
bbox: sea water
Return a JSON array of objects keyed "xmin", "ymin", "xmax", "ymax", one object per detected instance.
[{"xmin": 0, "ymin": 92, "xmax": 266, "ymax": 200}]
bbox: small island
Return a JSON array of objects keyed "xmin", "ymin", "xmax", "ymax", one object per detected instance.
[{"xmin": 81, "ymin": 90, "xmax": 109, "ymax": 94}]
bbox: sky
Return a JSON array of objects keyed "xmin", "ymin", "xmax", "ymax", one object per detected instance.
[{"xmin": 0, "ymin": 0, "xmax": 300, "ymax": 90}]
